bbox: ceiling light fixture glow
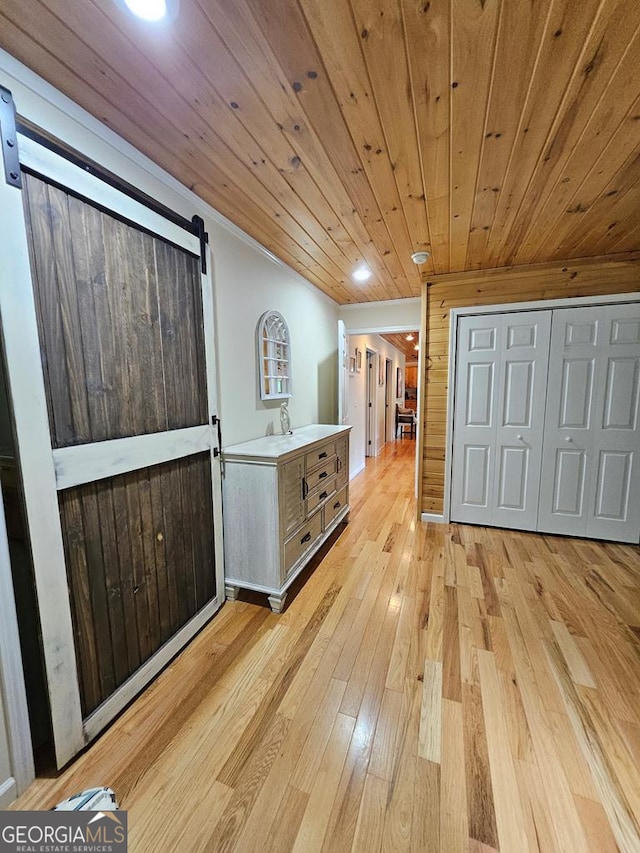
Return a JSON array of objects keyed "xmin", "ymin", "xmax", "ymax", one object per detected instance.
[
  {"xmin": 352, "ymin": 265, "xmax": 372, "ymax": 283},
  {"xmin": 124, "ymin": 0, "xmax": 167, "ymax": 20},
  {"xmin": 406, "ymin": 334, "xmax": 414, "ymax": 341}
]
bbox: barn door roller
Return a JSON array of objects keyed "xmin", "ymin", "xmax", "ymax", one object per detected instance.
[{"xmin": 0, "ymin": 86, "xmax": 21, "ymax": 189}]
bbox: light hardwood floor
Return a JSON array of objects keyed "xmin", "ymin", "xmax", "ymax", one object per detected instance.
[{"xmin": 12, "ymin": 439, "xmax": 640, "ymax": 851}]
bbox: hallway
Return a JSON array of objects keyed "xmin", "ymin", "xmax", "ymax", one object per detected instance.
[{"xmin": 12, "ymin": 439, "xmax": 640, "ymax": 851}]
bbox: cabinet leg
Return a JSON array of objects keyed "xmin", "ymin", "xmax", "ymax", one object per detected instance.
[
  {"xmin": 225, "ymin": 583, "xmax": 240, "ymax": 601},
  {"xmin": 267, "ymin": 592, "xmax": 287, "ymax": 613}
]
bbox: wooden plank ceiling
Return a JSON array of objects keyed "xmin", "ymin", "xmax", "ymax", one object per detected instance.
[
  {"xmin": 1, "ymin": 0, "xmax": 639, "ymax": 304},
  {"xmin": 380, "ymin": 332, "xmax": 419, "ymax": 361}
]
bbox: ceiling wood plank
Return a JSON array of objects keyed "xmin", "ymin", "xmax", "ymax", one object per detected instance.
[
  {"xmin": 247, "ymin": 0, "xmax": 418, "ymax": 292},
  {"xmin": 484, "ymin": 0, "xmax": 602, "ymax": 267},
  {"xmin": 351, "ymin": 0, "xmax": 432, "ymax": 258},
  {"xmin": 465, "ymin": 0, "xmax": 553, "ymax": 269},
  {"xmin": 449, "ymin": 0, "xmax": 501, "ymax": 271},
  {"xmin": 298, "ymin": 0, "xmax": 425, "ymax": 282},
  {"xmin": 191, "ymin": 0, "xmax": 406, "ymax": 293},
  {"xmin": 402, "ymin": 0, "xmax": 451, "ymax": 275},
  {"xmin": 525, "ymin": 85, "xmax": 640, "ymax": 263},
  {"xmin": 506, "ymin": 2, "xmax": 640, "ymax": 264},
  {"xmin": 0, "ymin": 0, "xmax": 638, "ymax": 303}
]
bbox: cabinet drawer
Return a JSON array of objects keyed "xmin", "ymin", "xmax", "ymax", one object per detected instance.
[
  {"xmin": 306, "ymin": 442, "xmax": 335, "ymax": 472},
  {"xmin": 306, "ymin": 477, "xmax": 336, "ymax": 514},
  {"xmin": 325, "ymin": 486, "xmax": 348, "ymax": 526},
  {"xmin": 284, "ymin": 512, "xmax": 323, "ymax": 575},
  {"xmin": 305, "ymin": 458, "xmax": 336, "ymax": 492}
]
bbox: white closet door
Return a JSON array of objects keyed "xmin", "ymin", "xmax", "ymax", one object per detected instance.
[
  {"xmin": 451, "ymin": 311, "xmax": 551, "ymax": 530},
  {"xmin": 539, "ymin": 304, "xmax": 640, "ymax": 542}
]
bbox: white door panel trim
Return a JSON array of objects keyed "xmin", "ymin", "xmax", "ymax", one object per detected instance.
[
  {"xmin": 18, "ymin": 134, "xmax": 201, "ymax": 257},
  {"xmin": 53, "ymin": 425, "xmax": 214, "ymax": 490}
]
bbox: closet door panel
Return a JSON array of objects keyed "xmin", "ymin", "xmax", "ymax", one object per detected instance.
[
  {"xmin": 538, "ymin": 308, "xmax": 599, "ymax": 536},
  {"xmin": 451, "ymin": 311, "xmax": 550, "ymax": 530},
  {"xmin": 539, "ymin": 304, "xmax": 640, "ymax": 542},
  {"xmin": 492, "ymin": 312, "xmax": 551, "ymax": 530},
  {"xmin": 586, "ymin": 305, "xmax": 640, "ymax": 542},
  {"xmin": 451, "ymin": 317, "xmax": 500, "ymax": 524}
]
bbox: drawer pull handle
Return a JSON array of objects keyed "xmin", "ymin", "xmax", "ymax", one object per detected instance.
[
  {"xmin": 302, "ymin": 478, "xmax": 309, "ymax": 498},
  {"xmin": 319, "ymin": 471, "xmax": 328, "ymax": 479},
  {"xmin": 319, "ymin": 491, "xmax": 328, "ymax": 500},
  {"xmin": 333, "ymin": 501, "xmax": 341, "ymax": 509},
  {"xmin": 319, "ymin": 451, "xmax": 328, "ymax": 459},
  {"xmin": 337, "ymin": 457, "xmax": 342, "ymax": 471},
  {"xmin": 301, "ymin": 532, "xmax": 312, "ymax": 544}
]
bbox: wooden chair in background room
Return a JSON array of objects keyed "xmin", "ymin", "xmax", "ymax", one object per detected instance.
[{"xmin": 395, "ymin": 404, "xmax": 416, "ymax": 439}]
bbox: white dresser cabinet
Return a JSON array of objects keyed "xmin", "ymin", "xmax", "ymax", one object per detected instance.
[{"xmin": 222, "ymin": 425, "xmax": 350, "ymax": 612}]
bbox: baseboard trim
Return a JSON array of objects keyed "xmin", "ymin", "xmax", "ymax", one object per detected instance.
[
  {"xmin": 421, "ymin": 513, "xmax": 445, "ymax": 524},
  {"xmin": 350, "ymin": 462, "xmax": 365, "ymax": 479}
]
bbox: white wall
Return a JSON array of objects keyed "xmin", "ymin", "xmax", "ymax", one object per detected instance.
[
  {"xmin": 213, "ymin": 230, "xmax": 338, "ymax": 444},
  {"xmin": 339, "ymin": 297, "xmax": 421, "ymax": 331},
  {"xmin": 347, "ymin": 333, "xmax": 405, "ymax": 477},
  {"xmin": 0, "ymin": 49, "xmax": 339, "ymax": 448}
]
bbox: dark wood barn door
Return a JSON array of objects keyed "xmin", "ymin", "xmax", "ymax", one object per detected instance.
[{"xmin": 0, "ymin": 131, "xmax": 224, "ymax": 767}]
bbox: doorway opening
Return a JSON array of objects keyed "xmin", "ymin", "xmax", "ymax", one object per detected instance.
[{"xmin": 338, "ymin": 324, "xmax": 421, "ymax": 492}]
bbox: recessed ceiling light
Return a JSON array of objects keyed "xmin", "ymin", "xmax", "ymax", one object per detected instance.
[
  {"xmin": 414, "ymin": 344, "xmax": 420, "ymax": 350},
  {"xmin": 352, "ymin": 265, "xmax": 372, "ymax": 283},
  {"xmin": 124, "ymin": 0, "xmax": 167, "ymax": 20},
  {"xmin": 406, "ymin": 334, "xmax": 414, "ymax": 341}
]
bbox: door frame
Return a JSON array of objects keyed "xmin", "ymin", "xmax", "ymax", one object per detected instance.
[
  {"xmin": 445, "ymin": 291, "xmax": 640, "ymax": 524},
  {"xmin": 0, "ymin": 132, "xmax": 225, "ymax": 766},
  {"xmin": 0, "ymin": 478, "xmax": 34, "ymax": 800},
  {"xmin": 385, "ymin": 358, "xmax": 393, "ymax": 442},
  {"xmin": 365, "ymin": 349, "xmax": 377, "ymax": 456}
]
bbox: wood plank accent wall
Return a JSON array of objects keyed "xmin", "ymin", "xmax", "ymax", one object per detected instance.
[
  {"xmin": 60, "ymin": 453, "xmax": 216, "ymax": 717},
  {"xmin": 420, "ymin": 253, "xmax": 640, "ymax": 515}
]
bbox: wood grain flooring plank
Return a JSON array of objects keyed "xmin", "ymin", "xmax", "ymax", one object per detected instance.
[
  {"xmin": 477, "ymin": 649, "xmax": 531, "ymax": 852},
  {"xmin": 463, "ymin": 682, "xmax": 498, "ymax": 848},
  {"xmin": 418, "ymin": 659, "xmax": 442, "ymax": 763},
  {"xmin": 367, "ymin": 687, "xmax": 403, "ymax": 782},
  {"xmin": 350, "ymin": 773, "xmax": 387, "ymax": 853},
  {"xmin": 411, "ymin": 758, "xmax": 440, "ymax": 853},
  {"xmin": 292, "ymin": 712, "xmax": 356, "ymax": 852},
  {"xmin": 439, "ymin": 698, "xmax": 469, "ymax": 851},
  {"xmin": 291, "ymin": 677, "xmax": 347, "ymax": 793},
  {"xmin": 11, "ymin": 441, "xmax": 640, "ymax": 851}
]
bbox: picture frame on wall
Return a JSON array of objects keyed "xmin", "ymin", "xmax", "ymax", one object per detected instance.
[
  {"xmin": 355, "ymin": 348, "xmax": 362, "ymax": 372},
  {"xmin": 349, "ymin": 356, "xmax": 356, "ymax": 375},
  {"xmin": 378, "ymin": 354, "xmax": 385, "ymax": 386},
  {"xmin": 396, "ymin": 366, "xmax": 403, "ymax": 398}
]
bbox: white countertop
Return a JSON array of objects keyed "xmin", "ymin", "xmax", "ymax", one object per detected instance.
[{"xmin": 223, "ymin": 423, "xmax": 350, "ymax": 461}]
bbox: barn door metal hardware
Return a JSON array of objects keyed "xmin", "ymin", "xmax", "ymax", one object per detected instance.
[
  {"xmin": 0, "ymin": 87, "xmax": 21, "ymax": 189},
  {"xmin": 211, "ymin": 414, "xmax": 222, "ymax": 457},
  {"xmin": 192, "ymin": 215, "xmax": 209, "ymax": 274}
]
